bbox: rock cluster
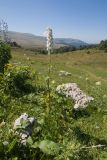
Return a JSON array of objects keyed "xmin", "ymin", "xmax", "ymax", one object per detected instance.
[
  {"xmin": 56, "ymin": 83, "xmax": 94, "ymax": 109},
  {"xmin": 13, "ymin": 113, "xmax": 35, "ymax": 144}
]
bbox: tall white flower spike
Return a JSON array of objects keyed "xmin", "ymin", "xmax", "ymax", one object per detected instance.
[{"xmin": 46, "ymin": 28, "xmax": 53, "ymax": 55}]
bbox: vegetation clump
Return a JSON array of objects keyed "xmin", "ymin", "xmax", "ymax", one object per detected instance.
[{"xmin": 0, "ymin": 42, "xmax": 11, "ymax": 73}]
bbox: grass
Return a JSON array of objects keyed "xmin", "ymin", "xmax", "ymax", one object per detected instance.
[
  {"xmin": 11, "ymin": 48, "xmax": 107, "ymax": 86},
  {"xmin": 11, "ymin": 48, "xmax": 107, "ymax": 131},
  {"xmin": 1, "ymin": 47, "xmax": 107, "ymax": 159}
]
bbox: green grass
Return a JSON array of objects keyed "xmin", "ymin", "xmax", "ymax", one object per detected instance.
[
  {"xmin": 1, "ymin": 48, "xmax": 107, "ymax": 159},
  {"xmin": 11, "ymin": 48, "xmax": 107, "ymax": 133},
  {"xmin": 11, "ymin": 48, "xmax": 107, "ymax": 85}
]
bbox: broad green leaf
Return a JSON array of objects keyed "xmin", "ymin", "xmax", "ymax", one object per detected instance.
[
  {"xmin": 31, "ymin": 142, "xmax": 39, "ymax": 148},
  {"xmin": 12, "ymin": 157, "xmax": 18, "ymax": 160},
  {"xmin": 39, "ymin": 140, "xmax": 60, "ymax": 155},
  {"xmin": 8, "ymin": 138, "xmax": 17, "ymax": 153},
  {"xmin": 26, "ymin": 136, "xmax": 33, "ymax": 145},
  {"xmin": 0, "ymin": 142, "xmax": 4, "ymax": 153},
  {"xmin": 20, "ymin": 119, "xmax": 30, "ymax": 129}
]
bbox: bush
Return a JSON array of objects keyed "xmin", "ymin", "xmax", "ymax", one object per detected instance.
[
  {"xmin": 99, "ymin": 40, "xmax": 107, "ymax": 51},
  {"xmin": 104, "ymin": 48, "xmax": 107, "ymax": 52},
  {"xmin": 0, "ymin": 42, "xmax": 11, "ymax": 73},
  {"xmin": 2, "ymin": 66, "xmax": 35, "ymax": 97},
  {"xmin": 54, "ymin": 46, "xmax": 76, "ymax": 54},
  {"xmin": 87, "ymin": 51, "xmax": 91, "ymax": 54}
]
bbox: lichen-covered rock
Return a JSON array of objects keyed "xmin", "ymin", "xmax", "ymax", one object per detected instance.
[
  {"xmin": 56, "ymin": 83, "xmax": 94, "ymax": 110},
  {"xmin": 13, "ymin": 113, "xmax": 35, "ymax": 145}
]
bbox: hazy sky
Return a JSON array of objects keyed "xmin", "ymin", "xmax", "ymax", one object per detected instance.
[{"xmin": 0, "ymin": 0, "xmax": 107, "ymax": 43}]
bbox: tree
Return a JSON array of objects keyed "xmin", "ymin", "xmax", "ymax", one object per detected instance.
[
  {"xmin": 0, "ymin": 19, "xmax": 10, "ymax": 43},
  {"xmin": 99, "ymin": 40, "xmax": 107, "ymax": 51}
]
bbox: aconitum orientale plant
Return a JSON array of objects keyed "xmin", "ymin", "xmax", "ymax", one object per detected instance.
[{"xmin": 46, "ymin": 28, "xmax": 53, "ymax": 55}]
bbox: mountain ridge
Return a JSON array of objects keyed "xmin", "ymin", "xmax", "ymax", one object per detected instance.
[{"xmin": 8, "ymin": 31, "xmax": 88, "ymax": 48}]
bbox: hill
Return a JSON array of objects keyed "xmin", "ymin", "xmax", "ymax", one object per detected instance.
[{"xmin": 8, "ymin": 31, "xmax": 87, "ymax": 48}]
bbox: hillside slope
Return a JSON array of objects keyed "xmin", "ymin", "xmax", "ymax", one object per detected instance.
[{"xmin": 8, "ymin": 31, "xmax": 87, "ymax": 48}]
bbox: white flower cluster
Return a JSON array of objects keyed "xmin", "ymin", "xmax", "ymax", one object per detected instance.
[
  {"xmin": 95, "ymin": 81, "xmax": 101, "ymax": 86},
  {"xmin": 46, "ymin": 28, "xmax": 53, "ymax": 54},
  {"xmin": 59, "ymin": 70, "xmax": 71, "ymax": 76},
  {"xmin": 13, "ymin": 113, "xmax": 35, "ymax": 145},
  {"xmin": 56, "ymin": 83, "xmax": 94, "ymax": 110}
]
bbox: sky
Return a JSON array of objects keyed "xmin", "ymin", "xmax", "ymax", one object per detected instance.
[{"xmin": 0, "ymin": 0, "xmax": 107, "ymax": 43}]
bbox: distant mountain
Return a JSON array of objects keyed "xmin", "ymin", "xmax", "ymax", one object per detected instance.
[
  {"xmin": 55, "ymin": 38, "xmax": 88, "ymax": 48},
  {"xmin": 8, "ymin": 31, "xmax": 88, "ymax": 48}
]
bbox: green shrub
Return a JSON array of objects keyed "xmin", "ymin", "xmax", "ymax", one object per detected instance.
[
  {"xmin": 99, "ymin": 40, "xmax": 107, "ymax": 52},
  {"xmin": 104, "ymin": 48, "xmax": 107, "ymax": 52},
  {"xmin": 0, "ymin": 42, "xmax": 11, "ymax": 73},
  {"xmin": 87, "ymin": 51, "xmax": 91, "ymax": 54},
  {"xmin": 2, "ymin": 66, "xmax": 35, "ymax": 97}
]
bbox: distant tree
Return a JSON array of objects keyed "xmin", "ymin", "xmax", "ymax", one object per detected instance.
[
  {"xmin": 54, "ymin": 46, "xmax": 76, "ymax": 54},
  {"xmin": 8, "ymin": 41, "xmax": 21, "ymax": 48},
  {"xmin": 79, "ymin": 44, "xmax": 98, "ymax": 50},
  {"xmin": 99, "ymin": 40, "xmax": 107, "ymax": 50},
  {"xmin": 0, "ymin": 19, "xmax": 11, "ymax": 43}
]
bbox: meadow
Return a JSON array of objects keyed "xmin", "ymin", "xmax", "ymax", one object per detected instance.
[
  {"xmin": 11, "ymin": 48, "xmax": 107, "ymax": 86},
  {"xmin": 1, "ymin": 47, "xmax": 107, "ymax": 159}
]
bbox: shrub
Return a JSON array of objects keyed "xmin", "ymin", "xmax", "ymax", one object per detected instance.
[
  {"xmin": 104, "ymin": 48, "xmax": 107, "ymax": 52},
  {"xmin": 0, "ymin": 42, "xmax": 11, "ymax": 73},
  {"xmin": 87, "ymin": 51, "xmax": 91, "ymax": 54},
  {"xmin": 2, "ymin": 66, "xmax": 35, "ymax": 97},
  {"xmin": 99, "ymin": 40, "xmax": 107, "ymax": 53}
]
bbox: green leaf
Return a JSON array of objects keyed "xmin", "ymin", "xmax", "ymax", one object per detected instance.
[
  {"xmin": 8, "ymin": 138, "xmax": 17, "ymax": 153},
  {"xmin": 12, "ymin": 157, "xmax": 18, "ymax": 160},
  {"xmin": 26, "ymin": 136, "xmax": 33, "ymax": 146},
  {"xmin": 38, "ymin": 119, "xmax": 44, "ymax": 125},
  {"xmin": 20, "ymin": 119, "xmax": 30, "ymax": 129},
  {"xmin": 38, "ymin": 140, "xmax": 60, "ymax": 155},
  {"xmin": 0, "ymin": 142, "xmax": 4, "ymax": 153},
  {"xmin": 31, "ymin": 142, "xmax": 39, "ymax": 149}
]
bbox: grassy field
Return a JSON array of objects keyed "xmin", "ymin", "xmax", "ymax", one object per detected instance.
[
  {"xmin": 11, "ymin": 48, "xmax": 107, "ymax": 136},
  {"xmin": 11, "ymin": 48, "xmax": 107, "ymax": 86},
  {"xmin": 1, "ymin": 48, "xmax": 107, "ymax": 159}
]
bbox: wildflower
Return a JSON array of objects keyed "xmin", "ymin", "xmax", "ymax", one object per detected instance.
[
  {"xmin": 59, "ymin": 70, "xmax": 71, "ymax": 76},
  {"xmin": 85, "ymin": 77, "xmax": 89, "ymax": 80},
  {"xmin": 5, "ymin": 63, "xmax": 13, "ymax": 70},
  {"xmin": 27, "ymin": 57, "xmax": 30, "ymax": 60},
  {"xmin": 103, "ymin": 94, "xmax": 107, "ymax": 98},
  {"xmin": 95, "ymin": 81, "xmax": 101, "ymax": 86},
  {"xmin": 95, "ymin": 126, "xmax": 100, "ymax": 129},
  {"xmin": 74, "ymin": 103, "xmax": 80, "ymax": 109},
  {"xmin": 51, "ymin": 80, "xmax": 55, "ymax": 84},
  {"xmin": 3, "ymin": 141, "xmax": 9, "ymax": 146},
  {"xmin": 46, "ymin": 28, "xmax": 53, "ymax": 54},
  {"xmin": 0, "ymin": 121, "xmax": 5, "ymax": 127}
]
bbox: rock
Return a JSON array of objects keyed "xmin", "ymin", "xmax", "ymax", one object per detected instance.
[
  {"xmin": 13, "ymin": 113, "xmax": 35, "ymax": 145},
  {"xmin": 56, "ymin": 83, "xmax": 94, "ymax": 110}
]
